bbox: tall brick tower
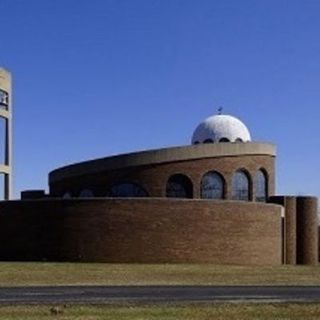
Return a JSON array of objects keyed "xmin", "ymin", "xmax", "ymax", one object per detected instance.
[{"xmin": 0, "ymin": 68, "xmax": 12, "ymax": 199}]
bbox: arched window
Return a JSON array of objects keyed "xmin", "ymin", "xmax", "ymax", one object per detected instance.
[
  {"xmin": 201, "ymin": 171, "xmax": 224, "ymax": 199},
  {"xmin": 235, "ymin": 138, "xmax": 243, "ymax": 142},
  {"xmin": 256, "ymin": 169, "xmax": 268, "ymax": 202},
  {"xmin": 203, "ymin": 138, "xmax": 214, "ymax": 143},
  {"xmin": 166, "ymin": 174, "xmax": 193, "ymax": 198},
  {"xmin": 79, "ymin": 189, "xmax": 94, "ymax": 198},
  {"xmin": 219, "ymin": 137, "xmax": 230, "ymax": 142},
  {"xmin": 107, "ymin": 183, "xmax": 148, "ymax": 197},
  {"xmin": 62, "ymin": 192, "xmax": 72, "ymax": 199},
  {"xmin": 232, "ymin": 170, "xmax": 250, "ymax": 201}
]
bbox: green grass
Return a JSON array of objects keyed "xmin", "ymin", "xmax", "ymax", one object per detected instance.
[
  {"xmin": 0, "ymin": 303, "xmax": 320, "ymax": 319},
  {"xmin": 0, "ymin": 263, "xmax": 319, "ymax": 319},
  {"xmin": 0, "ymin": 262, "xmax": 319, "ymax": 286}
]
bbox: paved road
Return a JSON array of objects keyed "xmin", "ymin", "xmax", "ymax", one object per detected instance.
[{"xmin": 0, "ymin": 286, "xmax": 320, "ymax": 304}]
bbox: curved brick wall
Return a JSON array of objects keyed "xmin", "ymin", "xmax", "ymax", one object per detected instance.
[
  {"xmin": 49, "ymin": 144, "xmax": 275, "ymax": 201},
  {"xmin": 296, "ymin": 196, "xmax": 318, "ymax": 265},
  {"xmin": 0, "ymin": 199, "xmax": 282, "ymax": 265}
]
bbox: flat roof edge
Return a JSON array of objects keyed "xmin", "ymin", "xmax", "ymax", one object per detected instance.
[{"xmin": 49, "ymin": 142, "xmax": 276, "ymax": 183}]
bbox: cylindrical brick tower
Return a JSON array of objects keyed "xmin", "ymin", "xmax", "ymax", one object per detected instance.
[
  {"xmin": 296, "ymin": 196, "xmax": 318, "ymax": 265},
  {"xmin": 0, "ymin": 68, "xmax": 12, "ymax": 200}
]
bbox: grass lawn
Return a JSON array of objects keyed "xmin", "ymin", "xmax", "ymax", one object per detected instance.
[
  {"xmin": 0, "ymin": 303, "xmax": 320, "ymax": 319},
  {"xmin": 0, "ymin": 262, "xmax": 319, "ymax": 286}
]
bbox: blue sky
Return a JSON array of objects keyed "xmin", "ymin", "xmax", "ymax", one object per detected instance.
[{"xmin": 1, "ymin": 0, "xmax": 320, "ymax": 199}]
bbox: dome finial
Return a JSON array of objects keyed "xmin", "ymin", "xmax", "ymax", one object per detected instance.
[{"xmin": 217, "ymin": 106, "xmax": 223, "ymax": 115}]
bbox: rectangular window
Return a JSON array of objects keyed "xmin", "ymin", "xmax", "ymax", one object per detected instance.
[
  {"xmin": 0, "ymin": 89, "xmax": 9, "ymax": 110},
  {"xmin": 0, "ymin": 119, "xmax": 6, "ymax": 164},
  {"xmin": 0, "ymin": 174, "xmax": 5, "ymax": 201}
]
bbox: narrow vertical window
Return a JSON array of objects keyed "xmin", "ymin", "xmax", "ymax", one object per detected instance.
[
  {"xmin": 0, "ymin": 89, "xmax": 9, "ymax": 110},
  {"xmin": 256, "ymin": 170, "xmax": 268, "ymax": 202},
  {"xmin": 232, "ymin": 170, "xmax": 250, "ymax": 201}
]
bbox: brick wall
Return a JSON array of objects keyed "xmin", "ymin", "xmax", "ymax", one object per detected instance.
[
  {"xmin": 50, "ymin": 155, "xmax": 275, "ymax": 201},
  {"xmin": 0, "ymin": 198, "xmax": 282, "ymax": 265},
  {"xmin": 269, "ymin": 196, "xmax": 318, "ymax": 266}
]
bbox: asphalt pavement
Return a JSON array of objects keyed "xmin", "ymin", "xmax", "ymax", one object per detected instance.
[{"xmin": 0, "ymin": 286, "xmax": 320, "ymax": 304}]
